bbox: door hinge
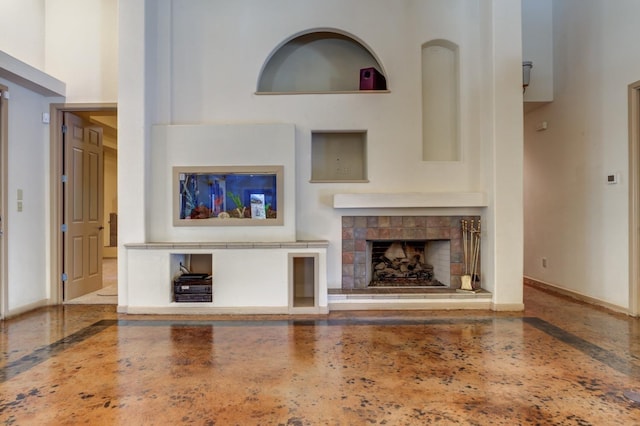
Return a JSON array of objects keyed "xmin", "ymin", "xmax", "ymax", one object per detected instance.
[
  {"xmin": 61, "ymin": 124, "xmax": 67, "ymax": 134},
  {"xmin": 61, "ymin": 224, "xmax": 67, "ymax": 232},
  {"xmin": 61, "ymin": 273, "xmax": 68, "ymax": 282},
  {"xmin": 61, "ymin": 175, "xmax": 67, "ymax": 183}
]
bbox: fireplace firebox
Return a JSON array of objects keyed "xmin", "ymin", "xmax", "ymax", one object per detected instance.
[
  {"xmin": 342, "ymin": 216, "xmax": 479, "ymax": 290},
  {"xmin": 368, "ymin": 240, "xmax": 450, "ymax": 287}
]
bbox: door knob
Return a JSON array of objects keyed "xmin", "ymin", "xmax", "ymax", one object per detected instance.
[{"xmin": 98, "ymin": 226, "xmax": 104, "ymax": 230}]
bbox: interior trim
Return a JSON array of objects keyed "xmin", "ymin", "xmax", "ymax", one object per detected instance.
[
  {"xmin": 49, "ymin": 103, "xmax": 117, "ymax": 304},
  {"xmin": 628, "ymin": 80, "xmax": 640, "ymax": 317},
  {"xmin": 0, "ymin": 84, "xmax": 8, "ymax": 318}
]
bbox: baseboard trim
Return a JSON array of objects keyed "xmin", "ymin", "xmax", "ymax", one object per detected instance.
[
  {"xmin": 122, "ymin": 305, "xmax": 292, "ymax": 315},
  {"xmin": 524, "ymin": 276, "xmax": 629, "ymax": 315},
  {"xmin": 6, "ymin": 299, "xmax": 50, "ymax": 319},
  {"xmin": 490, "ymin": 302, "xmax": 525, "ymax": 312},
  {"xmin": 328, "ymin": 299, "xmax": 492, "ymax": 311}
]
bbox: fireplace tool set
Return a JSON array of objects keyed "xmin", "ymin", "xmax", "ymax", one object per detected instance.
[{"xmin": 460, "ymin": 219, "xmax": 481, "ymax": 292}]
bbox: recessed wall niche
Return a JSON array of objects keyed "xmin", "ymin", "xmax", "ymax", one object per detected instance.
[
  {"xmin": 311, "ymin": 131, "xmax": 367, "ymax": 182},
  {"xmin": 257, "ymin": 30, "xmax": 388, "ymax": 93},
  {"xmin": 289, "ymin": 253, "xmax": 318, "ymax": 310},
  {"xmin": 422, "ymin": 39, "xmax": 460, "ymax": 161}
]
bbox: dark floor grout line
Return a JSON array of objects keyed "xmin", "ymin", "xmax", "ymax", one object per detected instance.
[
  {"xmin": 2, "ymin": 317, "xmax": 638, "ymax": 385},
  {"xmin": 0, "ymin": 320, "xmax": 117, "ymax": 383},
  {"xmin": 114, "ymin": 317, "xmax": 498, "ymax": 328},
  {"xmin": 524, "ymin": 317, "xmax": 640, "ymax": 377}
]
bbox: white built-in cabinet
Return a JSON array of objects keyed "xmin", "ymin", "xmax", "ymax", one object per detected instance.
[{"xmin": 124, "ymin": 242, "xmax": 328, "ymax": 314}]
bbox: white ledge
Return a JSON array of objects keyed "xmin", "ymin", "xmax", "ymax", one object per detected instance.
[
  {"xmin": 125, "ymin": 240, "xmax": 329, "ymax": 250},
  {"xmin": 0, "ymin": 50, "xmax": 66, "ymax": 97},
  {"xmin": 333, "ymin": 192, "xmax": 488, "ymax": 208}
]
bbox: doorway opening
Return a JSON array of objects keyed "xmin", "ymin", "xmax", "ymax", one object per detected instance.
[
  {"xmin": 629, "ymin": 80, "xmax": 640, "ymax": 317},
  {"xmin": 0, "ymin": 85, "xmax": 8, "ymax": 318},
  {"xmin": 50, "ymin": 104, "xmax": 117, "ymax": 305}
]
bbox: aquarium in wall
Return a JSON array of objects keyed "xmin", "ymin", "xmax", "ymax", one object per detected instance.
[{"xmin": 173, "ymin": 166, "xmax": 284, "ymax": 226}]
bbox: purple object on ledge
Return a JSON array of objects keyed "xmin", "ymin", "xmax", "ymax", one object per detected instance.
[{"xmin": 359, "ymin": 67, "xmax": 387, "ymax": 90}]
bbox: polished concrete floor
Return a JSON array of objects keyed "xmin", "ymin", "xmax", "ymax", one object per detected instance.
[{"xmin": 1, "ymin": 285, "xmax": 640, "ymax": 425}]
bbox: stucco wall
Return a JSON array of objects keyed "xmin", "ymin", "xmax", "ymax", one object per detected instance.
[
  {"xmin": 524, "ymin": 0, "xmax": 640, "ymax": 309},
  {"xmin": 119, "ymin": 0, "xmax": 524, "ymax": 309}
]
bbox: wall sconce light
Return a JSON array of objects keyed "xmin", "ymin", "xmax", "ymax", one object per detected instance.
[{"xmin": 522, "ymin": 61, "xmax": 533, "ymax": 93}]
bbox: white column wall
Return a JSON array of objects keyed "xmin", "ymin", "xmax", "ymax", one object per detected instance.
[
  {"xmin": 116, "ymin": 0, "xmax": 147, "ymax": 310},
  {"xmin": 484, "ymin": 0, "xmax": 524, "ymax": 309}
]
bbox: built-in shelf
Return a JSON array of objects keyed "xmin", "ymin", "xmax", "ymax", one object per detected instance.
[
  {"xmin": 258, "ymin": 30, "xmax": 388, "ymax": 94},
  {"xmin": 124, "ymin": 241, "xmax": 329, "ymax": 314},
  {"xmin": 290, "ymin": 253, "xmax": 319, "ymax": 310},
  {"xmin": 333, "ymin": 192, "xmax": 488, "ymax": 208},
  {"xmin": 171, "ymin": 253, "xmax": 212, "ymax": 303},
  {"xmin": 311, "ymin": 131, "xmax": 367, "ymax": 182}
]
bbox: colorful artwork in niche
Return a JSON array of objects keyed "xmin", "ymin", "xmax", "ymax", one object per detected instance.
[{"xmin": 178, "ymin": 172, "xmax": 277, "ymax": 220}]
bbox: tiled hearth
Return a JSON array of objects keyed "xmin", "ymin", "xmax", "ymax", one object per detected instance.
[{"xmin": 341, "ymin": 215, "xmax": 480, "ymax": 290}]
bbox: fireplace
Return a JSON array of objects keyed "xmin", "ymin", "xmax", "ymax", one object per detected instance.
[
  {"xmin": 342, "ymin": 216, "xmax": 479, "ymax": 290},
  {"xmin": 368, "ymin": 240, "xmax": 449, "ymax": 287}
]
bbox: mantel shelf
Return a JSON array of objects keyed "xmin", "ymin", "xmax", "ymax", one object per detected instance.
[{"xmin": 333, "ymin": 192, "xmax": 488, "ymax": 208}]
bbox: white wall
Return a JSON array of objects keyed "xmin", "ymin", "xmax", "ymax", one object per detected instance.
[
  {"xmin": 118, "ymin": 0, "xmax": 524, "ymax": 309},
  {"xmin": 0, "ymin": 0, "xmax": 45, "ymax": 69},
  {"xmin": 0, "ymin": 0, "xmax": 117, "ymax": 314},
  {"xmin": 524, "ymin": 0, "xmax": 640, "ymax": 309},
  {"xmin": 148, "ymin": 124, "xmax": 297, "ymax": 242},
  {"xmin": 0, "ymin": 0, "xmax": 118, "ymax": 103},
  {"xmin": 522, "ymin": 0, "xmax": 553, "ymax": 103},
  {"xmin": 44, "ymin": 0, "xmax": 118, "ymax": 103},
  {"xmin": 1, "ymin": 0, "xmax": 525, "ymax": 313},
  {"xmin": 0, "ymin": 77, "xmax": 62, "ymax": 310},
  {"xmin": 0, "ymin": 0, "xmax": 55, "ymax": 314}
]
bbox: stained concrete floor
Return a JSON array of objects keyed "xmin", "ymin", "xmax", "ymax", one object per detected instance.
[{"xmin": 1, "ymin": 285, "xmax": 640, "ymax": 425}]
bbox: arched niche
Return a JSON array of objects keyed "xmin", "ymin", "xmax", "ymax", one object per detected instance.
[
  {"xmin": 421, "ymin": 39, "xmax": 460, "ymax": 162},
  {"xmin": 257, "ymin": 29, "xmax": 388, "ymax": 93}
]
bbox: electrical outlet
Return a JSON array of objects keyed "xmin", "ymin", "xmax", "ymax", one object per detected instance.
[{"xmin": 542, "ymin": 257, "xmax": 547, "ymax": 268}]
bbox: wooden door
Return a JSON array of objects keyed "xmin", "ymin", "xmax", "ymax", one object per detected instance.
[{"xmin": 63, "ymin": 112, "xmax": 104, "ymax": 300}]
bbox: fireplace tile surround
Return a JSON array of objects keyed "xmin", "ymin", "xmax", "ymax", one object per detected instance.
[{"xmin": 341, "ymin": 215, "xmax": 480, "ymax": 290}]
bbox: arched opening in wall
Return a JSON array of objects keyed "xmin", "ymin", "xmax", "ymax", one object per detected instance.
[
  {"xmin": 257, "ymin": 29, "xmax": 387, "ymax": 93},
  {"xmin": 421, "ymin": 39, "xmax": 460, "ymax": 162}
]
